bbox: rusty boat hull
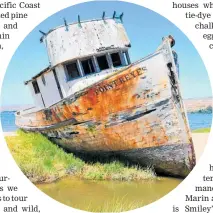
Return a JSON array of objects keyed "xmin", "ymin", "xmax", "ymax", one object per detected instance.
[{"xmin": 16, "ymin": 41, "xmax": 196, "ymax": 177}]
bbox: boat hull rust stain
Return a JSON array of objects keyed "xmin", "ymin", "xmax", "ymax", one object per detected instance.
[{"xmin": 16, "ymin": 48, "xmax": 196, "ymax": 177}]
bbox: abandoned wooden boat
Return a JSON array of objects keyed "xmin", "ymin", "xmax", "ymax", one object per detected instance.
[{"xmin": 16, "ymin": 14, "xmax": 196, "ymax": 177}]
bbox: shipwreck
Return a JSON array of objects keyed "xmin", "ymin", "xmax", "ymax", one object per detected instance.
[{"xmin": 16, "ymin": 13, "xmax": 196, "ymax": 177}]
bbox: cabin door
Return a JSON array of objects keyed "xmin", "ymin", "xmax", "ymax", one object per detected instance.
[{"xmin": 53, "ymin": 69, "xmax": 64, "ymax": 99}]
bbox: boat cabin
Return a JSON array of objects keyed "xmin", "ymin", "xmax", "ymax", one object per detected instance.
[{"xmin": 24, "ymin": 14, "xmax": 131, "ymax": 110}]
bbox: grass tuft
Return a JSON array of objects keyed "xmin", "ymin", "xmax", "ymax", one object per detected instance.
[
  {"xmin": 81, "ymin": 195, "xmax": 143, "ymax": 212},
  {"xmin": 5, "ymin": 130, "xmax": 156, "ymax": 183}
]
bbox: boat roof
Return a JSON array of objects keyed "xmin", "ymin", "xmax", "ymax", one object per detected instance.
[
  {"xmin": 40, "ymin": 15, "xmax": 123, "ymax": 42},
  {"xmin": 24, "ymin": 66, "xmax": 50, "ymax": 85}
]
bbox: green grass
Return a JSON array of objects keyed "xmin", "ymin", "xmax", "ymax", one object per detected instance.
[
  {"xmin": 5, "ymin": 130, "xmax": 156, "ymax": 183},
  {"xmin": 192, "ymin": 128, "xmax": 211, "ymax": 133},
  {"xmin": 80, "ymin": 162, "xmax": 155, "ymax": 181},
  {"xmin": 80, "ymin": 195, "xmax": 143, "ymax": 212},
  {"xmin": 6, "ymin": 129, "xmax": 84, "ymax": 183}
]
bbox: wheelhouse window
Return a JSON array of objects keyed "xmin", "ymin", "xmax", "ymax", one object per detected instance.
[
  {"xmin": 97, "ymin": 55, "xmax": 109, "ymax": 71},
  {"xmin": 81, "ymin": 58, "xmax": 95, "ymax": 75},
  {"xmin": 124, "ymin": 51, "xmax": 131, "ymax": 65},
  {"xmin": 32, "ymin": 80, "xmax": 40, "ymax": 94},
  {"xmin": 111, "ymin": 52, "xmax": 122, "ymax": 67},
  {"xmin": 65, "ymin": 62, "xmax": 80, "ymax": 80}
]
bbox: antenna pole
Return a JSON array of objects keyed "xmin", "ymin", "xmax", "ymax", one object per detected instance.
[
  {"xmin": 113, "ymin": 11, "xmax": 116, "ymax": 19},
  {"xmin": 78, "ymin": 15, "xmax": 82, "ymax": 28},
  {"xmin": 63, "ymin": 18, "xmax": 69, "ymax": 31}
]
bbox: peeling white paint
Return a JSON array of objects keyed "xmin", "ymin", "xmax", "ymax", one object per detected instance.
[
  {"xmin": 37, "ymin": 72, "xmax": 61, "ymax": 107},
  {"xmin": 44, "ymin": 19, "xmax": 130, "ymax": 67}
]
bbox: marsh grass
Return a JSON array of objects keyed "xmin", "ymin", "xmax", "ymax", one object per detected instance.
[
  {"xmin": 81, "ymin": 195, "xmax": 143, "ymax": 212},
  {"xmin": 192, "ymin": 128, "xmax": 211, "ymax": 133},
  {"xmin": 81, "ymin": 162, "xmax": 155, "ymax": 181},
  {"xmin": 5, "ymin": 130, "xmax": 156, "ymax": 183},
  {"xmin": 6, "ymin": 129, "xmax": 84, "ymax": 183}
]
